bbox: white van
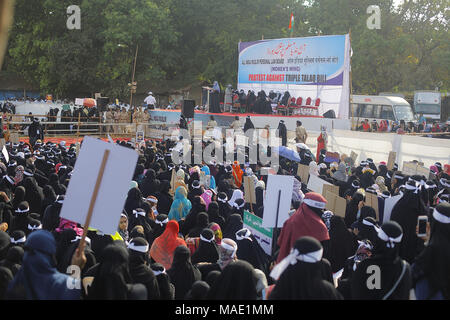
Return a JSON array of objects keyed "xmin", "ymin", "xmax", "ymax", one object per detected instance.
[{"xmin": 350, "ymin": 95, "xmax": 415, "ymax": 124}]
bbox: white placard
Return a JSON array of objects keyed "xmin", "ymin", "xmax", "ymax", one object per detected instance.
[
  {"xmin": 2, "ymin": 146, "xmax": 9, "ymax": 163},
  {"xmin": 383, "ymin": 194, "xmax": 402, "ymax": 223},
  {"xmin": 75, "ymin": 98, "xmax": 84, "ymax": 106},
  {"xmin": 262, "ymin": 175, "xmax": 294, "ymax": 228},
  {"xmin": 60, "ymin": 136, "xmax": 139, "ymax": 235},
  {"xmin": 307, "ymin": 174, "xmax": 333, "ymax": 194}
]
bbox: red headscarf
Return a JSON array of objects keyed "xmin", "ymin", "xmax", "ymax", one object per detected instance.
[
  {"xmin": 276, "ymin": 192, "xmax": 330, "ymax": 263},
  {"xmin": 149, "ymin": 220, "xmax": 187, "ymax": 269},
  {"xmin": 232, "ymin": 161, "xmax": 243, "ymax": 188}
]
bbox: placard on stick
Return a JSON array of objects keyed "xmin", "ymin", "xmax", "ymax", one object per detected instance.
[
  {"xmin": 297, "ymin": 164, "xmax": 310, "ymax": 184},
  {"xmin": 350, "ymin": 151, "xmax": 358, "ymax": 164},
  {"xmin": 387, "ymin": 151, "xmax": 396, "ymax": 171},
  {"xmin": 322, "ymin": 184, "xmax": 340, "ymax": 198},
  {"xmin": 262, "ymin": 175, "xmax": 294, "ymax": 228},
  {"xmin": 365, "ymin": 192, "xmax": 379, "ymax": 221},
  {"xmin": 244, "ymin": 176, "xmax": 256, "ymax": 204},
  {"xmin": 324, "ymin": 191, "xmax": 347, "ymax": 218},
  {"xmin": 60, "ymin": 136, "xmax": 139, "ymax": 235},
  {"xmin": 402, "ymin": 161, "xmax": 418, "ymax": 176},
  {"xmin": 307, "ymin": 174, "xmax": 333, "ymax": 194}
]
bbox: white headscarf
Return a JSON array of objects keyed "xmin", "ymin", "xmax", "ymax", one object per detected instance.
[
  {"xmin": 309, "ymin": 161, "xmax": 319, "ymax": 176},
  {"xmin": 228, "ymin": 189, "xmax": 244, "ymax": 208}
]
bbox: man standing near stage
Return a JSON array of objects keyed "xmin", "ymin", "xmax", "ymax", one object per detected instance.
[
  {"xmin": 295, "ymin": 120, "xmax": 308, "ymax": 144},
  {"xmin": 28, "ymin": 118, "xmax": 44, "ymax": 146},
  {"xmin": 278, "ymin": 119, "xmax": 287, "ymax": 146}
]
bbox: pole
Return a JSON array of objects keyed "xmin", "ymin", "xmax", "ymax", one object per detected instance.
[
  {"xmin": 76, "ymin": 112, "xmax": 81, "ymax": 140},
  {"xmin": 349, "ymin": 29, "xmax": 354, "ymax": 130},
  {"xmin": 78, "ymin": 149, "xmax": 110, "ymax": 250},
  {"xmin": 129, "ymin": 44, "xmax": 139, "ymax": 109},
  {"xmin": 271, "ymin": 189, "xmax": 282, "ymax": 256}
]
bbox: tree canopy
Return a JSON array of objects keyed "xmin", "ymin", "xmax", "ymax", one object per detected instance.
[{"xmin": 2, "ymin": 0, "xmax": 449, "ymax": 99}]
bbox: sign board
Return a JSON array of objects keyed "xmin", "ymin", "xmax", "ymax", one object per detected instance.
[
  {"xmin": 387, "ymin": 151, "xmax": 396, "ymax": 171},
  {"xmin": 244, "ymin": 176, "xmax": 256, "ymax": 204},
  {"xmin": 297, "ymin": 164, "xmax": 310, "ymax": 184},
  {"xmin": 260, "ymin": 167, "xmax": 277, "ymax": 175},
  {"xmin": 243, "ymin": 210, "xmax": 273, "ymax": 256},
  {"xmin": 262, "ymin": 175, "xmax": 294, "ymax": 228},
  {"xmin": 75, "ymin": 98, "xmax": 84, "ymax": 106},
  {"xmin": 322, "ymin": 184, "xmax": 340, "ymax": 198},
  {"xmin": 416, "ymin": 165, "xmax": 430, "ymax": 178},
  {"xmin": 324, "ymin": 191, "xmax": 347, "ymax": 218},
  {"xmin": 9, "ymin": 132, "xmax": 19, "ymax": 144},
  {"xmin": 60, "ymin": 136, "xmax": 139, "ymax": 235},
  {"xmin": 383, "ymin": 194, "xmax": 402, "ymax": 223},
  {"xmin": 402, "ymin": 161, "xmax": 418, "ymax": 176},
  {"xmin": 136, "ymin": 131, "xmax": 144, "ymax": 143},
  {"xmin": 46, "ymin": 94, "xmax": 53, "ymax": 102},
  {"xmin": 2, "ymin": 145, "xmax": 8, "ymax": 163},
  {"xmin": 199, "ymin": 171, "xmax": 211, "ymax": 188},
  {"xmin": 365, "ymin": 192, "xmax": 379, "ymax": 221},
  {"xmin": 307, "ymin": 174, "xmax": 333, "ymax": 194}
]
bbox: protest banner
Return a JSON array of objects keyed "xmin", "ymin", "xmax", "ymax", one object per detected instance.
[
  {"xmin": 307, "ymin": 174, "xmax": 332, "ymax": 194},
  {"xmin": 324, "ymin": 151, "xmax": 340, "ymax": 163},
  {"xmin": 383, "ymin": 194, "xmax": 402, "ymax": 223},
  {"xmin": 387, "ymin": 151, "xmax": 396, "ymax": 171},
  {"xmin": 297, "ymin": 164, "xmax": 310, "ymax": 184},
  {"xmin": 243, "ymin": 210, "xmax": 273, "ymax": 256},
  {"xmin": 416, "ymin": 165, "xmax": 430, "ymax": 178},
  {"xmin": 244, "ymin": 176, "xmax": 256, "ymax": 204},
  {"xmin": 365, "ymin": 192, "xmax": 379, "ymax": 221},
  {"xmin": 324, "ymin": 191, "xmax": 346, "ymax": 218},
  {"xmin": 262, "ymin": 175, "xmax": 294, "ymax": 228},
  {"xmin": 322, "ymin": 184, "xmax": 340, "ymax": 198},
  {"xmin": 199, "ymin": 171, "xmax": 211, "ymax": 189},
  {"xmin": 402, "ymin": 161, "xmax": 418, "ymax": 176},
  {"xmin": 60, "ymin": 136, "xmax": 138, "ymax": 238}
]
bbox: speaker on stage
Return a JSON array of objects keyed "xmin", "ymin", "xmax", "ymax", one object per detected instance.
[
  {"xmin": 182, "ymin": 99, "xmax": 195, "ymax": 118},
  {"xmin": 323, "ymin": 109, "xmax": 336, "ymax": 119},
  {"xmin": 96, "ymin": 97, "xmax": 110, "ymax": 112}
]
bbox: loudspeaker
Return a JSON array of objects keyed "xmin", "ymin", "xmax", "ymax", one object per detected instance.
[
  {"xmin": 96, "ymin": 97, "xmax": 110, "ymax": 112},
  {"xmin": 182, "ymin": 99, "xmax": 195, "ymax": 118},
  {"xmin": 323, "ymin": 109, "xmax": 336, "ymax": 119}
]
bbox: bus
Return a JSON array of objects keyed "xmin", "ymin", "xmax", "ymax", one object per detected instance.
[
  {"xmin": 413, "ymin": 91, "xmax": 441, "ymax": 121},
  {"xmin": 350, "ymin": 95, "xmax": 415, "ymax": 128}
]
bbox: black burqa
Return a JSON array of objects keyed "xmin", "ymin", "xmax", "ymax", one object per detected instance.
[
  {"xmin": 207, "ymin": 201, "xmax": 225, "ymax": 230},
  {"xmin": 222, "ymin": 214, "xmax": 243, "ymax": 242},
  {"xmin": 150, "ymin": 263, "xmax": 175, "ymax": 300},
  {"xmin": 344, "ymin": 192, "xmax": 364, "ymax": 228},
  {"xmin": 326, "ymin": 215, "xmax": 358, "ymax": 273},
  {"xmin": 207, "ymin": 260, "xmax": 257, "ymax": 300},
  {"xmin": 269, "ymin": 236, "xmax": 341, "ymax": 300},
  {"xmin": 191, "ymin": 229, "xmax": 219, "ymax": 264},
  {"xmin": 390, "ymin": 183, "xmax": 426, "ymax": 263},
  {"xmin": 187, "ymin": 212, "xmax": 209, "ymax": 238},
  {"xmin": 235, "ymin": 228, "xmax": 271, "ymax": 277},
  {"xmin": 155, "ymin": 180, "xmax": 173, "ymax": 215},
  {"xmin": 128, "ymin": 238, "xmax": 160, "ymax": 300},
  {"xmin": 22, "ymin": 177, "xmax": 44, "ymax": 216},
  {"xmin": 277, "ymin": 121, "xmax": 287, "ymax": 146},
  {"xmin": 167, "ymin": 245, "xmax": 202, "ymax": 300}
]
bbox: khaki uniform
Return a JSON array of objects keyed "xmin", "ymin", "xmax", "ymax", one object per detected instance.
[
  {"xmin": 142, "ymin": 110, "xmax": 150, "ymax": 136},
  {"xmin": 105, "ymin": 110, "xmax": 114, "ymax": 133},
  {"xmin": 296, "ymin": 125, "xmax": 307, "ymax": 143},
  {"xmin": 120, "ymin": 110, "xmax": 129, "ymax": 134},
  {"xmin": 113, "ymin": 109, "xmax": 120, "ymax": 133}
]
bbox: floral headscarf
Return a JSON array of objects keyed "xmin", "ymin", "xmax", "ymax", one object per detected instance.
[
  {"xmin": 208, "ymin": 222, "xmax": 222, "ymax": 245},
  {"xmin": 14, "ymin": 165, "xmax": 24, "ymax": 185}
]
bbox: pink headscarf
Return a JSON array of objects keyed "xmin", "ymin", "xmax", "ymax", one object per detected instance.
[
  {"xmin": 55, "ymin": 218, "xmax": 84, "ymax": 236},
  {"xmin": 201, "ymin": 189, "xmax": 212, "ymax": 210},
  {"xmin": 430, "ymin": 165, "xmax": 438, "ymax": 174}
]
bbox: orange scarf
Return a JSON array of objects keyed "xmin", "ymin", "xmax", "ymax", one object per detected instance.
[
  {"xmin": 232, "ymin": 163, "xmax": 243, "ymax": 188},
  {"xmin": 150, "ymin": 220, "xmax": 187, "ymax": 270}
]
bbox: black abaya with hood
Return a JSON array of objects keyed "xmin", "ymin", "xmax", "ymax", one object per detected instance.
[
  {"xmin": 235, "ymin": 228, "xmax": 271, "ymax": 277},
  {"xmin": 155, "ymin": 180, "xmax": 173, "ymax": 215},
  {"xmin": 167, "ymin": 245, "xmax": 201, "ymax": 300},
  {"xmin": 191, "ymin": 229, "xmax": 219, "ymax": 264},
  {"xmin": 390, "ymin": 181, "xmax": 426, "ymax": 263},
  {"xmin": 350, "ymin": 221, "xmax": 411, "ymax": 300},
  {"xmin": 139, "ymin": 169, "xmax": 160, "ymax": 198},
  {"xmin": 222, "ymin": 214, "xmax": 243, "ymax": 242},
  {"xmin": 128, "ymin": 238, "xmax": 160, "ymax": 300},
  {"xmin": 22, "ymin": 177, "xmax": 44, "ymax": 216},
  {"xmin": 207, "ymin": 201, "xmax": 225, "ymax": 230},
  {"xmin": 187, "ymin": 212, "xmax": 209, "ymax": 238},
  {"xmin": 207, "ymin": 260, "xmax": 257, "ymax": 300}
]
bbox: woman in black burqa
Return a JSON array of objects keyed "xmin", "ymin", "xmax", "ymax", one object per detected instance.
[
  {"xmin": 167, "ymin": 245, "xmax": 201, "ymax": 300},
  {"xmin": 350, "ymin": 221, "xmax": 411, "ymax": 300},
  {"xmin": 191, "ymin": 228, "xmax": 219, "ymax": 264},
  {"xmin": 390, "ymin": 180, "xmax": 427, "ymax": 263},
  {"xmin": 269, "ymin": 236, "xmax": 343, "ymax": 300},
  {"xmin": 127, "ymin": 237, "xmax": 160, "ymax": 300},
  {"xmin": 154, "ymin": 180, "xmax": 173, "ymax": 215},
  {"xmin": 207, "ymin": 260, "xmax": 258, "ymax": 300}
]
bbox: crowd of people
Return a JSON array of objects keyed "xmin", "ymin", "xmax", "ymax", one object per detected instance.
[
  {"xmin": 356, "ymin": 117, "xmax": 450, "ymax": 134},
  {"xmin": 0, "ymin": 115, "xmax": 449, "ymax": 300}
]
